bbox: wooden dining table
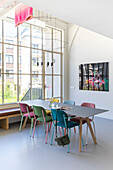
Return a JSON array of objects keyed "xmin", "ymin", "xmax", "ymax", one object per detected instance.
[{"xmin": 21, "ymin": 99, "xmax": 108, "ymax": 152}]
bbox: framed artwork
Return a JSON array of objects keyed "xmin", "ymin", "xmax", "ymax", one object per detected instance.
[{"xmin": 79, "ymin": 62, "xmax": 109, "ymax": 91}]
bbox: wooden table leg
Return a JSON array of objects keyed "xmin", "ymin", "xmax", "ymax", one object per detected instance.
[
  {"xmin": 22, "ymin": 117, "xmax": 28, "ymax": 129},
  {"xmin": 86, "ymin": 118, "xmax": 97, "ymax": 144},
  {"xmin": 79, "ymin": 117, "xmax": 82, "ymax": 152}
]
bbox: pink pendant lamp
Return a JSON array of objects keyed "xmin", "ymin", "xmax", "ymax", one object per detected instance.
[{"xmin": 15, "ymin": 4, "xmax": 33, "ymax": 27}]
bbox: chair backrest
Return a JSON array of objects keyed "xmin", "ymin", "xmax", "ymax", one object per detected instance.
[
  {"xmin": 51, "ymin": 109, "xmax": 67, "ymax": 123},
  {"xmin": 19, "ymin": 103, "xmax": 31, "ymax": 113},
  {"xmin": 52, "ymin": 98, "xmax": 59, "ymax": 103},
  {"xmin": 33, "ymin": 105, "xmax": 46, "ymax": 117},
  {"xmin": 64, "ymin": 100, "xmax": 75, "ymax": 105},
  {"xmin": 81, "ymin": 102, "xmax": 95, "ymax": 108}
]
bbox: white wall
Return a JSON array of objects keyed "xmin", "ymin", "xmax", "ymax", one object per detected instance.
[
  {"xmin": 18, "ymin": 0, "xmax": 113, "ymax": 40},
  {"xmin": 68, "ymin": 24, "xmax": 113, "ymax": 120}
]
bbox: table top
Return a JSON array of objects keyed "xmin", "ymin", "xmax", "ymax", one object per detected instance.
[{"xmin": 20, "ymin": 99, "xmax": 108, "ymax": 118}]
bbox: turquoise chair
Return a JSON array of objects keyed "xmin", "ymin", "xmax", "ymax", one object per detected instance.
[
  {"xmin": 64, "ymin": 100, "xmax": 75, "ymax": 105},
  {"xmin": 50, "ymin": 109, "xmax": 80, "ymax": 153},
  {"xmin": 64, "ymin": 100, "xmax": 76, "ymax": 133}
]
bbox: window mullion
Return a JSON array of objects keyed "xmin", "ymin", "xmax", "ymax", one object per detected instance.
[
  {"xmin": 2, "ymin": 20, "xmax": 4, "ymax": 104},
  {"xmin": 61, "ymin": 31, "xmax": 63, "ymax": 102},
  {"xmin": 30, "ymin": 24, "xmax": 32, "ymax": 100},
  {"xmin": 17, "ymin": 26, "xmax": 19, "ymax": 101},
  {"xmin": 52, "ymin": 29, "xmax": 54, "ymax": 98}
]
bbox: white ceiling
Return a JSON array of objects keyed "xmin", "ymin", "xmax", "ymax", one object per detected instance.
[
  {"xmin": 15, "ymin": 0, "xmax": 113, "ymax": 40},
  {"xmin": 0, "ymin": 0, "xmax": 20, "ymax": 19}
]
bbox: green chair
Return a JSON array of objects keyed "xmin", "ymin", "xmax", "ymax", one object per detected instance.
[{"xmin": 32, "ymin": 105, "xmax": 52, "ymax": 144}]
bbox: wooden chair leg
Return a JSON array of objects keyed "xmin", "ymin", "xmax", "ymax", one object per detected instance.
[
  {"xmin": 64, "ymin": 128, "xmax": 66, "ymax": 135},
  {"xmin": 74, "ymin": 127, "xmax": 76, "ymax": 133},
  {"xmin": 22, "ymin": 117, "xmax": 28, "ymax": 129},
  {"xmin": 49, "ymin": 122, "xmax": 52, "ymax": 132}
]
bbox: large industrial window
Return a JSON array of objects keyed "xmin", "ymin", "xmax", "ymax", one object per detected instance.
[{"xmin": 0, "ymin": 18, "xmax": 63, "ymax": 104}]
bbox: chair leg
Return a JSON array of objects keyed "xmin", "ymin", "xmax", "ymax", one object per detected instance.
[
  {"xmin": 67, "ymin": 129, "xmax": 71, "ymax": 153},
  {"xmin": 58, "ymin": 127, "xmax": 62, "ymax": 137},
  {"xmin": 82, "ymin": 137, "xmax": 84, "ymax": 147},
  {"xmin": 86, "ymin": 124, "xmax": 88, "ymax": 145},
  {"xmin": 74, "ymin": 127, "xmax": 76, "ymax": 133},
  {"xmin": 64, "ymin": 128, "xmax": 66, "ymax": 135},
  {"xmin": 50, "ymin": 126, "xmax": 54, "ymax": 145},
  {"xmin": 45, "ymin": 123, "xmax": 49, "ymax": 144},
  {"xmin": 19, "ymin": 116, "xmax": 23, "ymax": 132},
  {"xmin": 62, "ymin": 128, "xmax": 64, "ymax": 136},
  {"xmin": 30, "ymin": 118, "xmax": 33, "ymax": 137},
  {"xmin": 49, "ymin": 122, "xmax": 52, "ymax": 132},
  {"xmin": 32, "ymin": 120, "xmax": 36, "ymax": 138}
]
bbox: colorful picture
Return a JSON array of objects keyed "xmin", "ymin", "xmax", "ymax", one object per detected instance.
[{"xmin": 79, "ymin": 62, "xmax": 109, "ymax": 91}]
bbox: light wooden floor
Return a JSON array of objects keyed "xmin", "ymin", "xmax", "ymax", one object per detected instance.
[{"xmin": 0, "ymin": 117, "xmax": 113, "ymax": 170}]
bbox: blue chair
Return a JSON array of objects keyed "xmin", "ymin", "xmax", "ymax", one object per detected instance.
[
  {"xmin": 50, "ymin": 109, "xmax": 80, "ymax": 153},
  {"xmin": 64, "ymin": 100, "xmax": 76, "ymax": 133},
  {"xmin": 64, "ymin": 100, "xmax": 75, "ymax": 105}
]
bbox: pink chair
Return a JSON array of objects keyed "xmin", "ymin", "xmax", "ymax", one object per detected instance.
[
  {"xmin": 19, "ymin": 103, "xmax": 34, "ymax": 137},
  {"xmin": 70, "ymin": 102, "xmax": 96, "ymax": 144}
]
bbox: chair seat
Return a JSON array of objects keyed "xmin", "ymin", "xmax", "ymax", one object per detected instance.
[
  {"xmin": 70, "ymin": 117, "xmax": 92, "ymax": 124},
  {"xmin": 57, "ymin": 121, "xmax": 79, "ymax": 128},
  {"xmin": 23, "ymin": 111, "xmax": 34, "ymax": 118},
  {"xmin": 46, "ymin": 110, "xmax": 51, "ymax": 115},
  {"xmin": 38, "ymin": 115, "xmax": 52, "ymax": 122}
]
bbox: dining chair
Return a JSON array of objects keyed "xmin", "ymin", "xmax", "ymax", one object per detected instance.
[
  {"xmin": 50, "ymin": 109, "xmax": 83, "ymax": 153},
  {"xmin": 19, "ymin": 103, "xmax": 34, "ymax": 137},
  {"xmin": 70, "ymin": 102, "xmax": 96, "ymax": 145},
  {"xmin": 64, "ymin": 100, "xmax": 75, "ymax": 105},
  {"xmin": 32, "ymin": 105, "xmax": 52, "ymax": 144},
  {"xmin": 63, "ymin": 100, "xmax": 76, "ymax": 133}
]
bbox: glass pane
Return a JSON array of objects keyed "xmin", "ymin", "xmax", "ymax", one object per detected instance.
[
  {"xmin": 19, "ymin": 23, "xmax": 30, "ymax": 47},
  {"xmin": 32, "ymin": 75, "xmax": 42, "ymax": 100},
  {"xmin": 19, "ymin": 75, "xmax": 30, "ymax": 101},
  {"xmin": 4, "ymin": 45, "xmax": 17, "ymax": 73},
  {"xmin": 45, "ymin": 52, "xmax": 52, "ymax": 74},
  {"xmin": 53, "ymin": 29, "xmax": 61, "ymax": 52},
  {"xmin": 19, "ymin": 47, "xmax": 30, "ymax": 74},
  {"xmin": 32, "ymin": 26, "xmax": 42, "ymax": 49},
  {"xmin": 53, "ymin": 76, "xmax": 61, "ymax": 97},
  {"xmin": 0, "ymin": 74, "xmax": 2, "ymax": 103},
  {"xmin": 43, "ymin": 27, "xmax": 52, "ymax": 51},
  {"xmin": 53, "ymin": 53, "xmax": 61, "ymax": 74},
  {"xmin": 45, "ymin": 76, "xmax": 52, "ymax": 99},
  {"xmin": 4, "ymin": 19, "xmax": 17, "ymax": 45},
  {"xmin": 4, "ymin": 75, "xmax": 17, "ymax": 103},
  {"xmin": 32, "ymin": 50, "xmax": 42, "ymax": 74}
]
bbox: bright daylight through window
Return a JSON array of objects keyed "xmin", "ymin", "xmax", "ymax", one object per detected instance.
[{"xmin": 0, "ymin": 17, "xmax": 63, "ymax": 104}]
